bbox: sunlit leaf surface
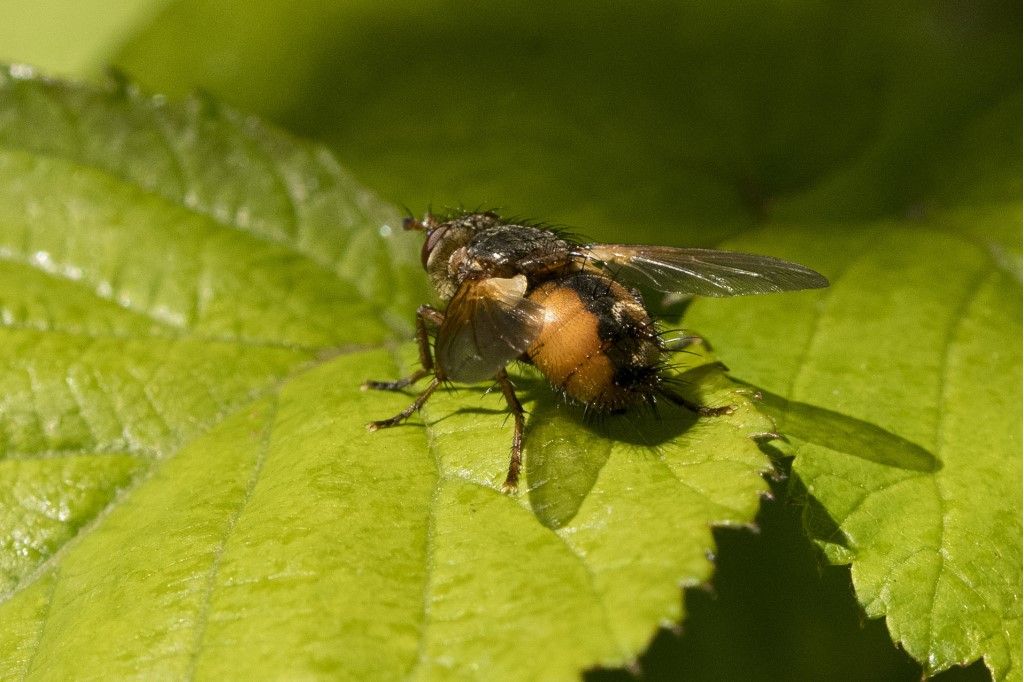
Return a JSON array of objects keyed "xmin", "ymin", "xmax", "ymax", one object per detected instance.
[
  {"xmin": 0, "ymin": 70, "xmax": 776, "ymax": 680},
  {"xmin": 686, "ymin": 214, "xmax": 1022, "ymax": 680}
]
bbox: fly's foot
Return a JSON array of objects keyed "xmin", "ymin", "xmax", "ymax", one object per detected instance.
[
  {"xmin": 500, "ymin": 474, "xmax": 519, "ymax": 495},
  {"xmin": 366, "ymin": 418, "xmax": 399, "ymax": 432},
  {"xmin": 364, "ymin": 377, "xmax": 442, "ymax": 433},
  {"xmin": 362, "ymin": 368, "xmax": 431, "ymax": 392},
  {"xmin": 362, "ymin": 379, "xmax": 408, "ymax": 392},
  {"xmin": 696, "ymin": 403, "xmax": 735, "ymax": 417}
]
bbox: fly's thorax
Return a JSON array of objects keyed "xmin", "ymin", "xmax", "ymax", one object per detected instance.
[
  {"xmin": 526, "ymin": 271, "xmax": 664, "ymax": 411},
  {"xmin": 462, "ymin": 224, "xmax": 573, "ymax": 279}
]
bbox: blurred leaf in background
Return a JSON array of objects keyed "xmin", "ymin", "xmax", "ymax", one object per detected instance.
[
  {"xmin": 0, "ymin": 1, "xmax": 166, "ymax": 77},
  {"xmin": 113, "ymin": 1, "xmax": 1019, "ymax": 240}
]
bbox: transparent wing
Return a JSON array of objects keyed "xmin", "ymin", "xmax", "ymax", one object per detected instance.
[
  {"xmin": 581, "ymin": 244, "xmax": 829, "ymax": 297},
  {"xmin": 436, "ymin": 276, "xmax": 545, "ymax": 383}
]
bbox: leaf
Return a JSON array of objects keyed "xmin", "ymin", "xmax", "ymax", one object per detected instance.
[
  {"xmin": 0, "ymin": 70, "xmax": 776, "ymax": 679},
  {"xmin": 685, "ymin": 210, "xmax": 1022, "ymax": 680}
]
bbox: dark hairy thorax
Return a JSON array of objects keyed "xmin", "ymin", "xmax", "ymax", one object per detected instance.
[{"xmin": 460, "ymin": 225, "xmax": 575, "ymax": 280}]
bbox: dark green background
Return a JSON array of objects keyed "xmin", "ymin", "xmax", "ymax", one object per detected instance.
[{"xmin": 114, "ymin": 1, "xmax": 1020, "ymax": 247}]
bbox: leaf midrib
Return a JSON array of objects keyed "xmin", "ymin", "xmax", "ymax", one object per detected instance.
[{"xmin": 185, "ymin": 395, "xmax": 280, "ymax": 680}]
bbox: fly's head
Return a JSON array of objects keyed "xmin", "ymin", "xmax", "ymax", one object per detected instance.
[{"xmin": 404, "ymin": 211, "xmax": 504, "ymax": 300}]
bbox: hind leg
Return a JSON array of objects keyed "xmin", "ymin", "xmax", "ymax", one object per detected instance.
[
  {"xmin": 660, "ymin": 388, "xmax": 735, "ymax": 416},
  {"xmin": 495, "ymin": 369, "xmax": 526, "ymax": 493}
]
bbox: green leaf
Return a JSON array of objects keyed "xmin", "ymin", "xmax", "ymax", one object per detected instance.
[
  {"xmin": 685, "ymin": 211, "xmax": 1022, "ymax": 680},
  {"xmin": 0, "ymin": 70, "xmax": 776, "ymax": 679}
]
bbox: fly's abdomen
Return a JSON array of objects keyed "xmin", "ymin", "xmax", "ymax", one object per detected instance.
[{"xmin": 526, "ymin": 272, "xmax": 663, "ymax": 411}]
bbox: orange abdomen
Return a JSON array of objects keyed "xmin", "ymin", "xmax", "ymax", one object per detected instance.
[{"xmin": 526, "ymin": 273, "xmax": 663, "ymax": 410}]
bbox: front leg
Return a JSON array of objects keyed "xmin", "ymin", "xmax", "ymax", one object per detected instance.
[
  {"xmin": 363, "ymin": 305, "xmax": 445, "ymax": 391},
  {"xmin": 367, "ymin": 377, "xmax": 442, "ymax": 432}
]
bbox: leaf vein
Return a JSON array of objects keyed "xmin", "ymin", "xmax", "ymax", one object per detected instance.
[
  {"xmin": 406, "ymin": 411, "xmax": 442, "ymax": 680},
  {"xmin": 237, "ymin": 120, "xmax": 302, "ymax": 243},
  {"xmin": 785, "ymin": 229, "xmax": 881, "ymax": 400},
  {"xmin": 650, "ymin": 448, "xmax": 754, "ymax": 523},
  {"xmin": 149, "ymin": 101, "xmax": 190, "ymax": 198},
  {"xmin": 0, "ymin": 320, "xmax": 356, "ymax": 354},
  {"xmin": 1, "ymin": 375, "xmax": 298, "ymax": 602},
  {"xmin": 185, "ymin": 395, "xmax": 280, "ymax": 680},
  {"xmin": 1, "ymin": 448, "xmax": 154, "ymax": 460},
  {"xmin": 0, "ymin": 250, "xmax": 182, "ymax": 333},
  {"xmin": 408, "ymin": 372, "xmax": 626, "ymax": 672},
  {"xmin": 64, "ymin": 370, "xmax": 102, "ymax": 452},
  {"xmin": 18, "ymin": 566, "xmax": 60, "ymax": 681},
  {"xmin": 920, "ymin": 268, "xmax": 990, "ymax": 666}
]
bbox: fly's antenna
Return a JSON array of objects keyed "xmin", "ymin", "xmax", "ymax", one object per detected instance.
[
  {"xmin": 402, "ymin": 209, "xmax": 438, "ymax": 232},
  {"xmin": 399, "ymin": 203, "xmax": 425, "ymax": 232},
  {"xmin": 399, "ymin": 202, "xmax": 422, "ymax": 224}
]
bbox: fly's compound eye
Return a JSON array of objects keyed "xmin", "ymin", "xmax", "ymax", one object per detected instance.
[{"xmin": 421, "ymin": 226, "xmax": 448, "ymax": 268}]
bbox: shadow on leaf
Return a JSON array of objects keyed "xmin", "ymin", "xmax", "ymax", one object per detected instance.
[
  {"xmin": 522, "ymin": 365, "xmax": 714, "ymax": 530},
  {"xmin": 744, "ymin": 384, "xmax": 941, "ymax": 473},
  {"xmin": 786, "ymin": 470, "xmax": 852, "ymax": 550}
]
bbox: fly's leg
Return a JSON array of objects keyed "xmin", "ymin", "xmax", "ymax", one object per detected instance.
[
  {"xmin": 367, "ymin": 377, "xmax": 442, "ymax": 432},
  {"xmin": 495, "ymin": 369, "xmax": 526, "ymax": 493},
  {"xmin": 660, "ymin": 388, "xmax": 735, "ymax": 416},
  {"xmin": 661, "ymin": 333, "xmax": 704, "ymax": 352},
  {"xmin": 365, "ymin": 305, "xmax": 445, "ymax": 432},
  {"xmin": 362, "ymin": 305, "xmax": 444, "ymax": 391}
]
